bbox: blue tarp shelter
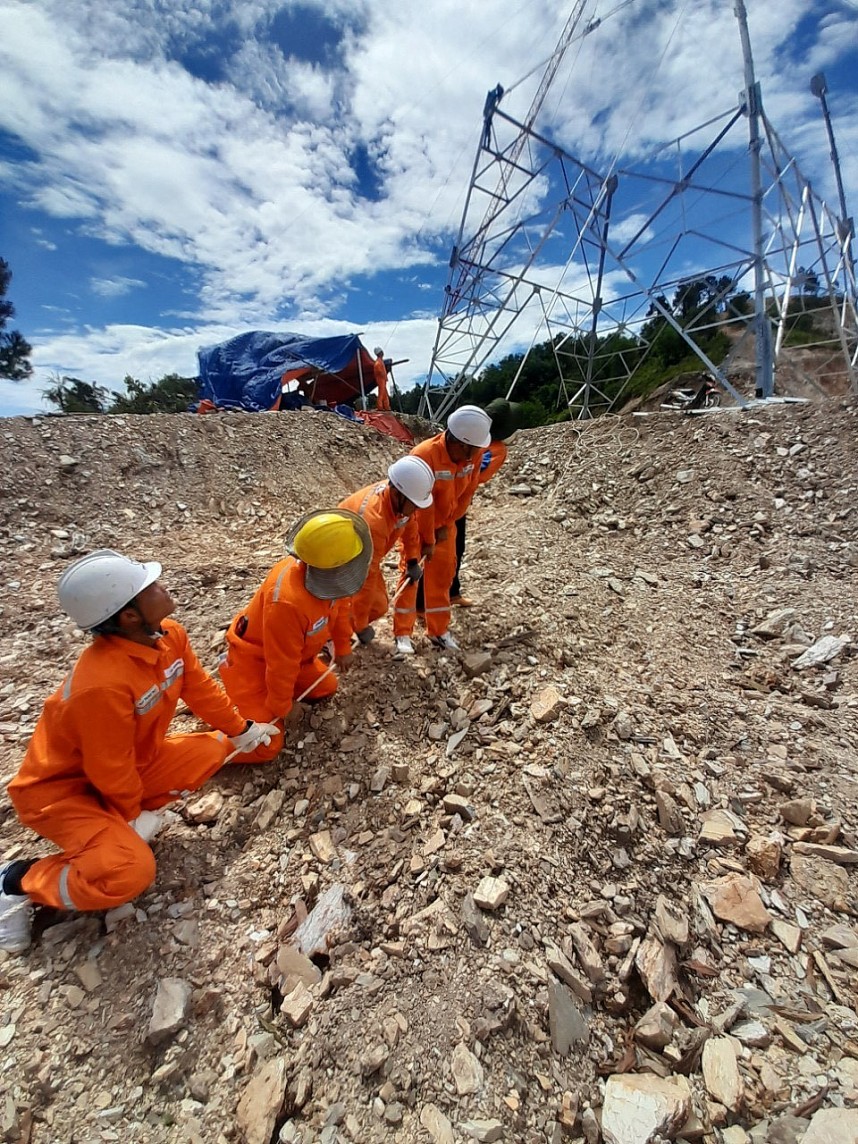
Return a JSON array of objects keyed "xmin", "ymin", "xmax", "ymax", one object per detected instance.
[{"xmin": 196, "ymin": 331, "xmax": 377, "ymax": 411}]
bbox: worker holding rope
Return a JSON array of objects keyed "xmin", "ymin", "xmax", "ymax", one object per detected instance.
[
  {"xmin": 0, "ymin": 550, "xmax": 275, "ymax": 953},
  {"xmin": 394, "ymin": 405, "xmax": 492, "ymax": 655},
  {"xmin": 339, "ymin": 456, "xmax": 434, "ymax": 646},
  {"xmin": 219, "ymin": 510, "xmax": 372, "ymax": 762}
]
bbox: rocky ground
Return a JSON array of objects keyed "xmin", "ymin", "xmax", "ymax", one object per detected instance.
[{"xmin": 0, "ymin": 398, "xmax": 856, "ymax": 1144}]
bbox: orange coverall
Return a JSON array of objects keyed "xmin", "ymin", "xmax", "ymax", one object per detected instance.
[
  {"xmin": 373, "ymin": 357, "xmax": 391, "ymax": 412},
  {"xmin": 219, "ymin": 557, "xmax": 353, "ymax": 763},
  {"xmin": 339, "ymin": 481, "xmax": 421, "ymax": 634},
  {"xmin": 7, "ymin": 620, "xmax": 246, "ymax": 913},
  {"xmin": 394, "ymin": 434, "xmax": 480, "ymax": 638}
]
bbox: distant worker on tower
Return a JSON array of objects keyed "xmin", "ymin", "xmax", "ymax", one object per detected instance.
[
  {"xmin": 393, "ymin": 404, "xmax": 492, "ymax": 655},
  {"xmin": 338, "ymin": 456, "xmax": 434, "ymax": 646},
  {"xmin": 373, "ymin": 347, "xmax": 391, "ymax": 412}
]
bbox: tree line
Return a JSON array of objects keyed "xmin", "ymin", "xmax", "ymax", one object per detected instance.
[
  {"xmin": 2, "ymin": 251, "xmax": 827, "ymax": 423},
  {"xmin": 400, "ymin": 269, "xmax": 826, "ymax": 422}
]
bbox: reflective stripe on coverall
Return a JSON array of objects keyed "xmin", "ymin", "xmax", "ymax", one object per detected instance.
[
  {"xmin": 393, "ymin": 433, "xmax": 480, "ymax": 638},
  {"xmin": 8, "ymin": 620, "xmax": 246, "ymax": 912},
  {"xmin": 219, "ymin": 557, "xmax": 353, "ymax": 763},
  {"xmin": 339, "ymin": 481, "xmax": 420, "ymax": 634},
  {"xmin": 373, "ymin": 357, "xmax": 391, "ymax": 411}
]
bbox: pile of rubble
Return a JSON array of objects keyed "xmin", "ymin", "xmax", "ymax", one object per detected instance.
[{"xmin": 0, "ymin": 399, "xmax": 856, "ymax": 1144}]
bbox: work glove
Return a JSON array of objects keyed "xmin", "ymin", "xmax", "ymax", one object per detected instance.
[
  {"xmin": 229, "ymin": 721, "xmax": 280, "ymax": 753},
  {"xmin": 337, "ymin": 652, "xmax": 355, "ymax": 673},
  {"xmin": 405, "ymin": 560, "xmax": 423, "ymax": 583},
  {"xmin": 129, "ymin": 810, "xmax": 165, "ymax": 844}
]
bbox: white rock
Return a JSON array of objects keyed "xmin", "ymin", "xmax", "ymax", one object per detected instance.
[
  {"xmin": 450, "ymin": 1042, "xmax": 484, "ymax": 1095},
  {"xmin": 802, "ymin": 1107, "xmax": 858, "ymax": 1144},
  {"xmin": 146, "ymin": 978, "xmax": 192, "ymax": 1046},
  {"xmin": 473, "ymin": 876, "xmax": 509, "ymax": 911},
  {"xmin": 601, "ymin": 1073, "xmax": 692, "ymax": 1144},
  {"xmin": 702, "ymin": 1036, "xmax": 743, "ymax": 1112},
  {"xmin": 236, "ymin": 1057, "xmax": 288, "ymax": 1144},
  {"xmin": 420, "ymin": 1104, "xmax": 454, "ymax": 1144}
]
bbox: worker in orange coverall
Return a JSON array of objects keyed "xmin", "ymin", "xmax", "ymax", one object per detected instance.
[
  {"xmin": 450, "ymin": 398, "xmax": 522, "ymax": 607},
  {"xmin": 219, "ymin": 509, "xmax": 372, "ymax": 764},
  {"xmin": 373, "ymin": 347, "xmax": 391, "ymax": 411},
  {"xmin": 0, "ymin": 550, "xmax": 277, "ymax": 954},
  {"xmin": 393, "ymin": 404, "xmax": 492, "ymax": 655},
  {"xmin": 338, "ymin": 456, "xmax": 435, "ymax": 645}
]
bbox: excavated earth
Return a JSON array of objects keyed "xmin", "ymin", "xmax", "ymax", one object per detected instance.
[{"xmin": 0, "ymin": 400, "xmax": 856, "ymax": 1144}]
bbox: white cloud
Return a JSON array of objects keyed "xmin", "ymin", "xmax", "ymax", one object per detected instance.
[
  {"xmin": 90, "ymin": 275, "xmax": 147, "ymax": 298},
  {"xmin": 0, "ymin": 0, "xmax": 855, "ymax": 414}
]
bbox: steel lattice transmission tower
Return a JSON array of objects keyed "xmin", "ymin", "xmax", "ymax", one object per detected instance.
[{"xmin": 418, "ymin": 1, "xmax": 857, "ymax": 421}]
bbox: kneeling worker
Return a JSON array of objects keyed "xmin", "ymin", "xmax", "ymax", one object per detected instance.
[
  {"xmin": 339, "ymin": 456, "xmax": 435, "ymax": 645},
  {"xmin": 220, "ymin": 510, "xmax": 372, "ymax": 763},
  {"xmin": 0, "ymin": 550, "xmax": 275, "ymax": 953}
]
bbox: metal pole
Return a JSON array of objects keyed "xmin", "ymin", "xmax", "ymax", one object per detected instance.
[
  {"xmin": 580, "ymin": 174, "xmax": 618, "ymax": 418},
  {"xmin": 734, "ymin": 0, "xmax": 773, "ymax": 399},
  {"xmin": 355, "ymin": 348, "xmax": 367, "ymax": 411},
  {"xmin": 810, "ymin": 73, "xmax": 855, "ymax": 283}
]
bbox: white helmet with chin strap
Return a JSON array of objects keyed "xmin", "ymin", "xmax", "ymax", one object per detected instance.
[
  {"xmin": 58, "ymin": 549, "xmax": 161, "ymax": 630},
  {"xmin": 388, "ymin": 455, "xmax": 434, "ymax": 509},
  {"xmin": 447, "ymin": 404, "xmax": 492, "ymax": 448}
]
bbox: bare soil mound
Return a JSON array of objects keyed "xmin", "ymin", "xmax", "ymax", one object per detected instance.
[{"xmin": 0, "ymin": 399, "xmax": 856, "ymax": 1144}]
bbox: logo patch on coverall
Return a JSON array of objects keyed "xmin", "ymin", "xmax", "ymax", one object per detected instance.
[{"xmin": 308, "ymin": 617, "xmax": 328, "ymax": 635}]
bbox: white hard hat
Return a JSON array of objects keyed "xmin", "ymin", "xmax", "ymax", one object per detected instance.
[
  {"xmin": 58, "ymin": 549, "xmax": 162, "ymax": 630},
  {"xmin": 388, "ymin": 455, "xmax": 434, "ymax": 509},
  {"xmin": 373, "ymin": 346, "xmax": 384, "ymax": 356},
  {"xmin": 447, "ymin": 404, "xmax": 491, "ymax": 448}
]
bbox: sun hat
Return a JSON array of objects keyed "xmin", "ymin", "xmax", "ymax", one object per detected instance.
[{"xmin": 286, "ymin": 509, "xmax": 373, "ymax": 600}]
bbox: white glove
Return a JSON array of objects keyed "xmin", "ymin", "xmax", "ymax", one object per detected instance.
[
  {"xmin": 129, "ymin": 810, "xmax": 165, "ymax": 843},
  {"xmin": 230, "ymin": 721, "xmax": 279, "ymax": 753}
]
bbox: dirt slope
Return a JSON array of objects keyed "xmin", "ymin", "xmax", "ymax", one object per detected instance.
[{"xmin": 0, "ymin": 400, "xmax": 856, "ymax": 1144}]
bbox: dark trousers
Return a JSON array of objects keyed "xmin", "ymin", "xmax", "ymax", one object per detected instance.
[
  {"xmin": 416, "ymin": 515, "xmax": 467, "ymax": 610},
  {"xmin": 450, "ymin": 515, "xmax": 467, "ymax": 598}
]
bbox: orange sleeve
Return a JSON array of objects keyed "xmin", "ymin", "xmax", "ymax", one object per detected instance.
[
  {"xmin": 177, "ymin": 626, "xmax": 246, "ymax": 737},
  {"xmin": 330, "ymin": 601, "xmax": 354, "ymax": 657},
  {"xmin": 366, "ymin": 502, "xmax": 393, "ymax": 563},
  {"xmin": 68, "ymin": 688, "xmax": 144, "ymax": 821},
  {"xmin": 479, "ymin": 441, "xmax": 508, "ymax": 485},
  {"xmin": 262, "ymin": 600, "xmax": 307, "ymax": 717},
  {"xmin": 410, "ymin": 440, "xmax": 437, "ymax": 545},
  {"xmin": 400, "ymin": 514, "xmax": 421, "ymax": 562},
  {"xmin": 454, "ymin": 464, "xmax": 481, "ymax": 520}
]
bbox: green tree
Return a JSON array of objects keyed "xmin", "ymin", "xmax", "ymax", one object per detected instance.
[
  {"xmin": 0, "ymin": 257, "xmax": 33, "ymax": 381},
  {"xmin": 109, "ymin": 373, "xmax": 198, "ymax": 413},
  {"xmin": 43, "ymin": 376, "xmax": 109, "ymax": 414}
]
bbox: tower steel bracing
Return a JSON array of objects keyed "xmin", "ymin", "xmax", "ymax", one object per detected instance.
[{"xmin": 419, "ymin": 3, "xmax": 857, "ymax": 421}]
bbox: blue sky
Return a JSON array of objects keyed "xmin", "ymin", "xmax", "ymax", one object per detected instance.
[{"xmin": 1, "ymin": 0, "xmax": 855, "ymax": 415}]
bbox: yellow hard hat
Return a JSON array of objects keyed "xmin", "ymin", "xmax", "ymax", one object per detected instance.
[
  {"xmin": 286, "ymin": 509, "xmax": 373, "ymax": 599},
  {"xmin": 291, "ymin": 512, "xmax": 363, "ymax": 568}
]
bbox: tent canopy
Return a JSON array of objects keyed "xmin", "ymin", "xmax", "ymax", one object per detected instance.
[{"xmin": 197, "ymin": 331, "xmax": 378, "ymax": 411}]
